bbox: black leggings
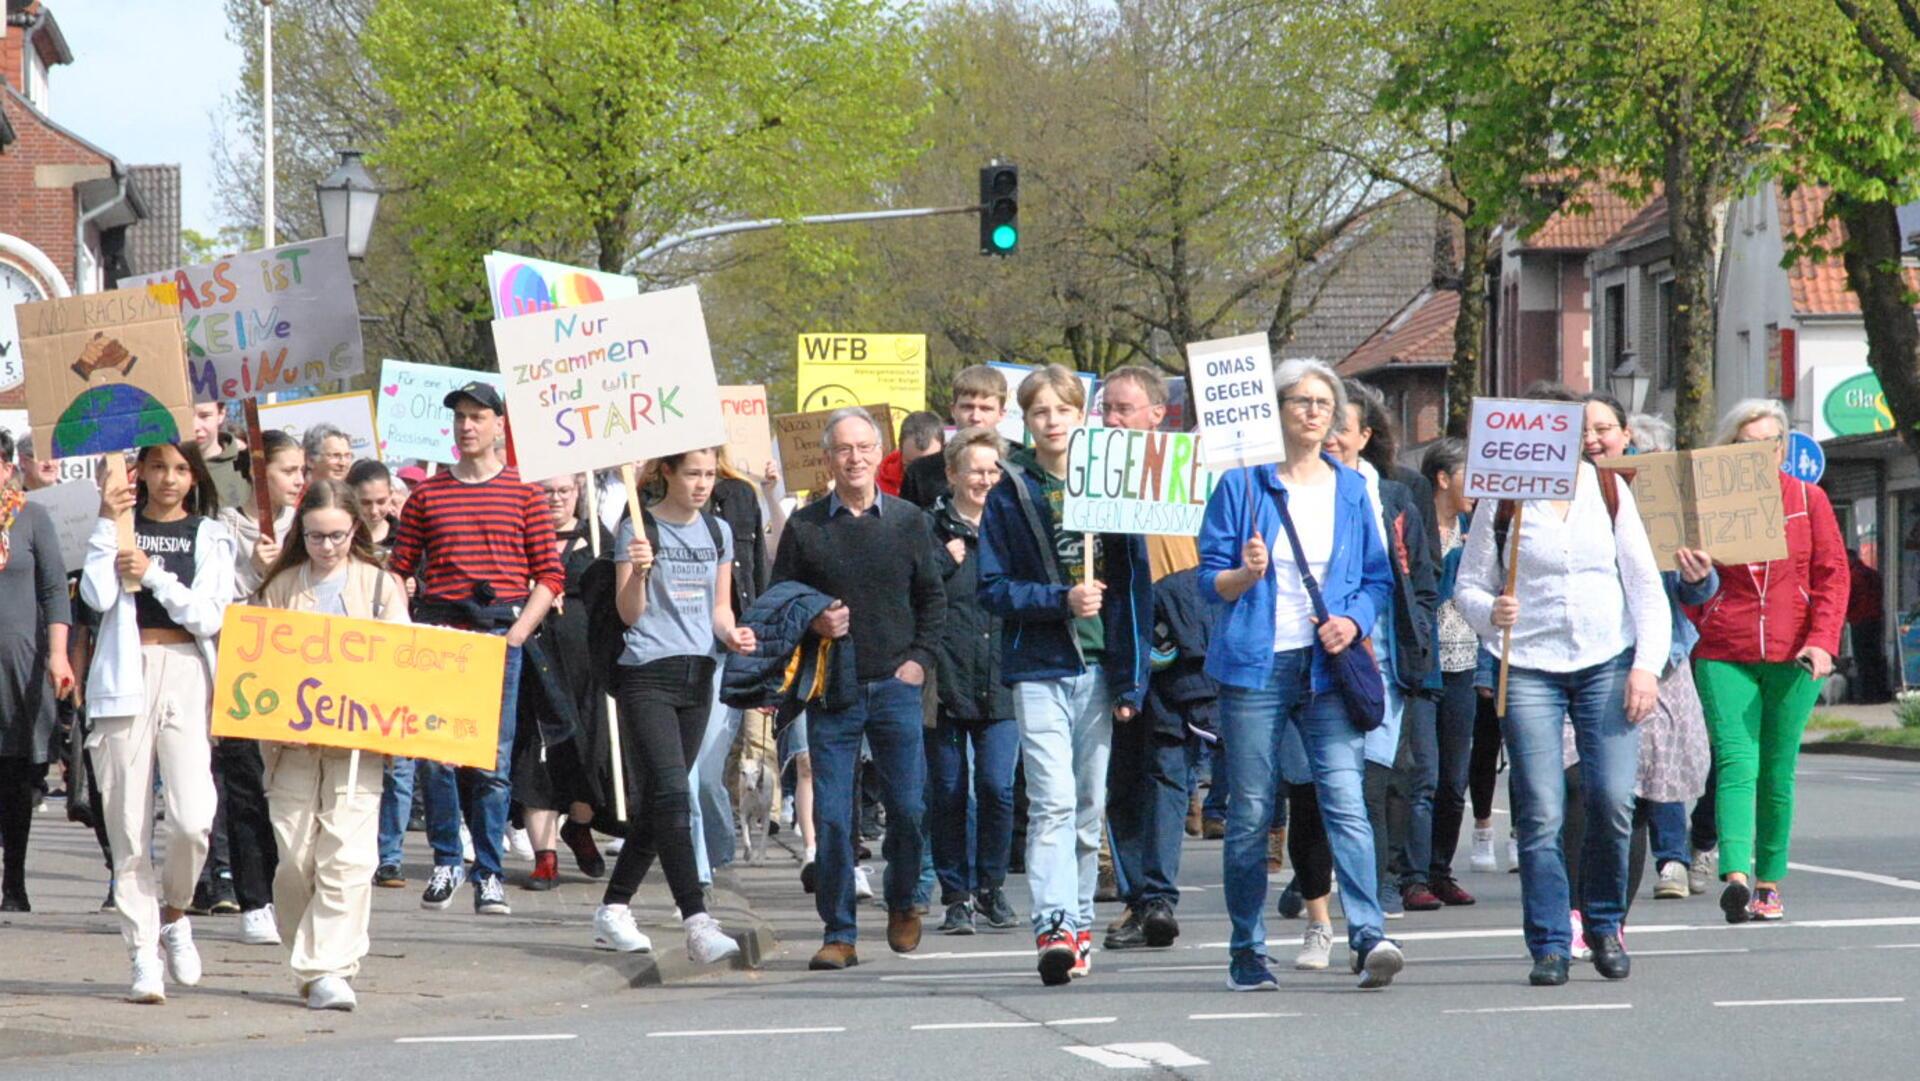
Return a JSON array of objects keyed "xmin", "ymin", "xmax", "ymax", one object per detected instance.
[
  {"xmin": 603, "ymin": 656, "xmax": 714, "ymax": 917},
  {"xmin": 0, "ymin": 757, "xmax": 38, "ymax": 893},
  {"xmin": 1469, "ymin": 689, "xmax": 1503, "ymax": 822},
  {"xmin": 1287, "ymin": 783, "xmax": 1334, "ymax": 901}
]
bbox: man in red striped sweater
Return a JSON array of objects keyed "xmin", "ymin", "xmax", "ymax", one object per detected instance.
[{"xmin": 388, "ymin": 382, "xmax": 564, "ymax": 917}]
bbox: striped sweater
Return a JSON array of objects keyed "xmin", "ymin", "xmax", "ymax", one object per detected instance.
[{"xmin": 388, "ymin": 466, "xmax": 565, "ymax": 605}]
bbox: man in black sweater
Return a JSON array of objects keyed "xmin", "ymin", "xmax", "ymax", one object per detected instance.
[{"xmin": 772, "ymin": 406, "xmax": 944, "ymax": 970}]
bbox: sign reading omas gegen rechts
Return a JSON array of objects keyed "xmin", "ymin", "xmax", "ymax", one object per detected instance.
[
  {"xmin": 1187, "ymin": 333, "xmax": 1285, "ymax": 470},
  {"xmin": 1464, "ymin": 397, "xmax": 1585, "ymax": 500}
]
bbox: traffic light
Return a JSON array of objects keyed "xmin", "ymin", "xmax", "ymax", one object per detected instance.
[{"xmin": 979, "ymin": 163, "xmax": 1018, "ymax": 255}]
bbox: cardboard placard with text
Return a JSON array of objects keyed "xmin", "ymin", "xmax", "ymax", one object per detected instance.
[
  {"xmin": 491, "ymin": 286, "xmax": 726, "ymax": 483},
  {"xmin": 212, "ymin": 605, "xmax": 505, "ymax": 769},
  {"xmin": 1062, "ymin": 426, "xmax": 1218, "ymax": 536},
  {"xmin": 1464, "ymin": 397, "xmax": 1584, "ymax": 500},
  {"xmin": 1593, "ymin": 443, "xmax": 1790, "ymax": 570},
  {"xmin": 259, "ymin": 390, "xmax": 379, "ymax": 462},
  {"xmin": 796, "ymin": 334, "xmax": 926, "ymax": 413},
  {"xmin": 772, "ymin": 404, "xmax": 895, "ymax": 493},
  {"xmin": 719, "ymin": 385, "xmax": 774, "ymax": 479},
  {"xmin": 1186, "ymin": 333, "xmax": 1285, "ymax": 469},
  {"xmin": 17, "ymin": 286, "xmax": 194, "ymax": 457},
  {"xmin": 25, "ymin": 480, "xmax": 99, "ymax": 574},
  {"xmin": 375, "ymin": 359, "xmax": 504, "ymax": 464}
]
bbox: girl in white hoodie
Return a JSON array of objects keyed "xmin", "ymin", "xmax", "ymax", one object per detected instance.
[{"xmin": 83, "ymin": 443, "xmax": 235, "ymax": 1004}]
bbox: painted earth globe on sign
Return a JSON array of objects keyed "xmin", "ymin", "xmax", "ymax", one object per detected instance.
[{"xmin": 52, "ymin": 383, "xmax": 179, "ymax": 457}]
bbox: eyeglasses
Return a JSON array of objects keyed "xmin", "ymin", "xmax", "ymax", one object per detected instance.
[
  {"xmin": 543, "ymin": 488, "xmax": 578, "ymax": 501},
  {"xmin": 1101, "ymin": 402, "xmax": 1146, "ymax": 418},
  {"xmin": 1282, "ymin": 396, "xmax": 1336, "ymax": 415},
  {"xmin": 303, "ymin": 531, "xmax": 352, "ymax": 547},
  {"xmin": 829, "ymin": 442, "xmax": 880, "ymax": 459},
  {"xmin": 957, "ymin": 467, "xmax": 1001, "ymax": 481},
  {"xmin": 324, "ymin": 451, "xmax": 354, "ymax": 462},
  {"xmin": 1583, "ymin": 423, "xmax": 1620, "ymax": 438}
]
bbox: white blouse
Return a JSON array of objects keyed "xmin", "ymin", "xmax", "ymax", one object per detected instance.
[{"xmin": 1454, "ymin": 462, "xmax": 1669, "ymax": 675}]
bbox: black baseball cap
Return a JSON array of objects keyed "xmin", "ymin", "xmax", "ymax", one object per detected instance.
[{"xmin": 443, "ymin": 381, "xmax": 505, "ymax": 415}]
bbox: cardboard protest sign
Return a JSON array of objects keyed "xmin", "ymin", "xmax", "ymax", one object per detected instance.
[
  {"xmin": 797, "ymin": 333, "xmax": 927, "ymax": 413},
  {"xmin": 259, "ymin": 390, "xmax": 378, "ymax": 461},
  {"xmin": 1062, "ymin": 426, "xmax": 1218, "ymax": 536},
  {"xmin": 1187, "ymin": 333, "xmax": 1285, "ymax": 469},
  {"xmin": 772, "ymin": 404, "xmax": 896, "ymax": 493},
  {"xmin": 483, "ymin": 251, "xmax": 640, "ymax": 320},
  {"xmin": 0, "ymin": 295, "xmax": 23, "ymax": 393},
  {"xmin": 720, "ymin": 385, "xmax": 774, "ymax": 478},
  {"xmin": 491, "ymin": 286, "xmax": 726, "ymax": 483},
  {"xmin": 17, "ymin": 286, "xmax": 193, "ymax": 457},
  {"xmin": 375, "ymin": 359, "xmax": 503, "ymax": 464},
  {"xmin": 212, "ymin": 605, "xmax": 505, "ymax": 768},
  {"xmin": 127, "ymin": 236, "xmax": 363, "ymax": 403},
  {"xmin": 24, "ymin": 480, "xmax": 98, "ymax": 573},
  {"xmin": 1464, "ymin": 397, "xmax": 1584, "ymax": 500},
  {"xmin": 1593, "ymin": 443, "xmax": 1790, "ymax": 570}
]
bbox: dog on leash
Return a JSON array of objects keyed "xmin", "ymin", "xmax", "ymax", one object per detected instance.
[{"xmin": 733, "ymin": 754, "xmax": 778, "ymax": 863}]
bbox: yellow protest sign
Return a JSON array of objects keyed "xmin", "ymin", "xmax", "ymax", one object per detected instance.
[
  {"xmin": 796, "ymin": 333, "xmax": 927, "ymax": 413},
  {"xmin": 211, "ymin": 606, "xmax": 505, "ymax": 768}
]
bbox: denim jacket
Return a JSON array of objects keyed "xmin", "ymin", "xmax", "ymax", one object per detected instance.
[
  {"xmin": 1197, "ymin": 454, "xmax": 1393, "ymax": 694},
  {"xmin": 1664, "ymin": 568, "xmax": 1717, "ymax": 675}
]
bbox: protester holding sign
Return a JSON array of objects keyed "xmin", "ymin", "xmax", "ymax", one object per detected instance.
[
  {"xmin": 0, "ymin": 431, "xmax": 75, "ymax": 913},
  {"xmin": 1198, "ymin": 359, "xmax": 1400, "ymax": 992},
  {"xmin": 1453, "ymin": 383, "xmax": 1668, "ymax": 988},
  {"xmin": 252, "ymin": 479, "xmax": 411, "ymax": 1011},
  {"xmin": 977, "ymin": 365, "xmax": 1151, "ymax": 987},
  {"xmin": 222, "ymin": 431, "xmax": 306, "ymax": 598},
  {"xmin": 82, "ymin": 442, "xmax": 237, "ymax": 1003},
  {"xmin": 1689, "ymin": 399, "xmax": 1848, "ymax": 925}
]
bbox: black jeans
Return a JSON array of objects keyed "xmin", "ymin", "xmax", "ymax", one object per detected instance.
[
  {"xmin": 1427, "ymin": 669, "xmax": 1478, "ymax": 882},
  {"xmin": 1288, "ymin": 782, "xmax": 1334, "ymax": 900},
  {"xmin": 1689, "ymin": 763, "xmax": 1718, "ymax": 854},
  {"xmin": 0, "ymin": 757, "xmax": 37, "ymax": 894},
  {"xmin": 604, "ymin": 656, "xmax": 715, "ymax": 918},
  {"xmin": 1468, "ymin": 688, "xmax": 1502, "ymax": 822},
  {"xmin": 208, "ymin": 739, "xmax": 277, "ymax": 911}
]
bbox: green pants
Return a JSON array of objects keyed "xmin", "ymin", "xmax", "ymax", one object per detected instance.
[{"xmin": 1693, "ymin": 659, "xmax": 1823, "ymax": 883}]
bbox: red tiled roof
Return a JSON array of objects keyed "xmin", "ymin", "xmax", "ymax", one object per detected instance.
[
  {"xmin": 1519, "ymin": 180, "xmax": 1653, "ymax": 251},
  {"xmin": 1606, "ymin": 194, "xmax": 1668, "ymax": 251},
  {"xmin": 1338, "ymin": 287, "xmax": 1459, "ymax": 375},
  {"xmin": 1774, "ymin": 185, "xmax": 1920, "ymax": 316}
]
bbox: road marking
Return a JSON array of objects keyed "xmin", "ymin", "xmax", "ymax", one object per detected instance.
[
  {"xmin": 1712, "ymin": 1006, "xmax": 1904, "ymax": 1013},
  {"xmin": 1189, "ymin": 1012, "xmax": 1302, "ymax": 1020},
  {"xmin": 1842, "ymin": 775, "xmax": 1885, "ymax": 783},
  {"xmin": 902, "ymin": 949, "xmax": 1036, "ymax": 961},
  {"xmin": 1876, "ymin": 943, "xmax": 1920, "ymax": 950},
  {"xmin": 1048, "ymin": 1017, "xmax": 1118, "ymax": 1026},
  {"xmin": 646, "ymin": 1026, "xmax": 846, "ymax": 1038},
  {"xmin": 913, "ymin": 1021, "xmax": 1040, "ymax": 1031},
  {"xmin": 1787, "ymin": 862, "xmax": 1920, "ymax": 892},
  {"xmin": 1627, "ymin": 948, "xmax": 1749, "ymax": 957},
  {"xmin": 1064, "ymin": 1043, "xmax": 1209, "ymax": 1069},
  {"xmin": 1443, "ymin": 1004, "xmax": 1632, "ymax": 1015},
  {"xmin": 880, "ymin": 971, "xmax": 1037, "ymax": 982},
  {"xmin": 395, "ymin": 1034, "xmax": 578, "ymax": 1044},
  {"xmin": 1115, "ymin": 964, "xmax": 1226, "ymax": 974}
]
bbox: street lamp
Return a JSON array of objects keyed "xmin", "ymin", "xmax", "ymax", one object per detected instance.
[
  {"xmin": 315, "ymin": 149, "xmax": 381, "ymax": 259},
  {"xmin": 1608, "ymin": 350, "xmax": 1651, "ymax": 415}
]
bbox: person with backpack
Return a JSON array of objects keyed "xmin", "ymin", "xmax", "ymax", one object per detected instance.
[
  {"xmin": 1453, "ymin": 383, "xmax": 1668, "ymax": 987},
  {"xmin": 594, "ymin": 448, "xmax": 753, "ymax": 965}
]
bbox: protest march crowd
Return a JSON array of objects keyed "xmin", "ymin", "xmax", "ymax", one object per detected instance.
[{"xmin": 0, "ymin": 300, "xmax": 1849, "ymax": 1010}]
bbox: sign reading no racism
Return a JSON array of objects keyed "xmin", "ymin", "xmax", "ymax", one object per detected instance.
[
  {"xmin": 491, "ymin": 286, "xmax": 726, "ymax": 483},
  {"xmin": 1187, "ymin": 333, "xmax": 1285, "ymax": 470},
  {"xmin": 1464, "ymin": 397, "xmax": 1584, "ymax": 500},
  {"xmin": 1063, "ymin": 426, "xmax": 1218, "ymax": 536}
]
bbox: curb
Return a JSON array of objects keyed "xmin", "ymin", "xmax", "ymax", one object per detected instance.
[{"xmin": 1801, "ymin": 740, "xmax": 1920, "ymax": 763}]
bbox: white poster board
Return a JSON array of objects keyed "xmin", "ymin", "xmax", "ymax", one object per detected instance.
[
  {"xmin": 25, "ymin": 480, "xmax": 97, "ymax": 573},
  {"xmin": 375, "ymin": 360, "xmax": 505, "ymax": 465},
  {"xmin": 1464, "ymin": 397, "xmax": 1585, "ymax": 500},
  {"xmin": 1062, "ymin": 426, "xmax": 1217, "ymax": 536},
  {"xmin": 259, "ymin": 390, "xmax": 379, "ymax": 462},
  {"xmin": 1187, "ymin": 333, "xmax": 1285, "ymax": 469},
  {"xmin": 483, "ymin": 252, "xmax": 641, "ymax": 321}
]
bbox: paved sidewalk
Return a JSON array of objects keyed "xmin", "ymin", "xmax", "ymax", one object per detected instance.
[{"xmin": 0, "ymin": 802, "xmax": 775, "ymax": 1060}]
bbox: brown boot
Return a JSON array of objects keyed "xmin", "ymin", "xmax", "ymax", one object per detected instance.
[
  {"xmin": 809, "ymin": 942, "xmax": 859, "ymax": 970},
  {"xmin": 1107, "ymin": 905, "xmax": 1136, "ymax": 934},
  {"xmin": 1266, "ymin": 826, "xmax": 1287, "ymax": 874},
  {"xmin": 1185, "ymin": 795, "xmax": 1204, "ymax": 838},
  {"xmin": 1202, "ymin": 818, "xmax": 1226, "ymax": 840},
  {"xmin": 887, "ymin": 908, "xmax": 923, "ymax": 953}
]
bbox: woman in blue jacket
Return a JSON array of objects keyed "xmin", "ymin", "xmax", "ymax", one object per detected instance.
[{"xmin": 1197, "ymin": 358, "xmax": 1399, "ymax": 993}]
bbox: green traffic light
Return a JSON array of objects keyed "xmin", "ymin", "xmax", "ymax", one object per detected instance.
[{"xmin": 992, "ymin": 224, "xmax": 1018, "ymax": 250}]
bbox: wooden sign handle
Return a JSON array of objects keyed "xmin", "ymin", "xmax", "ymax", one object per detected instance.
[
  {"xmin": 1082, "ymin": 532, "xmax": 1094, "ymax": 588},
  {"xmin": 102, "ymin": 454, "xmax": 141, "ymax": 594},
  {"xmin": 244, "ymin": 399, "xmax": 276, "ymax": 545},
  {"xmin": 607, "ymin": 465, "xmax": 646, "ymax": 824},
  {"xmin": 1495, "ymin": 501, "xmax": 1524, "ymax": 718}
]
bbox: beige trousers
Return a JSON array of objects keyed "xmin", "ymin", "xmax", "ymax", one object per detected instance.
[
  {"xmin": 264, "ymin": 744, "xmax": 380, "ymax": 984},
  {"xmin": 91, "ymin": 642, "xmax": 216, "ymax": 955}
]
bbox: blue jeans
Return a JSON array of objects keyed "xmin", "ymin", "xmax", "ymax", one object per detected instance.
[
  {"xmin": 423, "ymin": 642, "xmax": 523, "ymax": 880},
  {"xmin": 1395, "ymin": 691, "xmax": 1440, "ymax": 888},
  {"xmin": 1218, "ymin": 649, "xmax": 1384, "ymax": 957},
  {"xmin": 1504, "ymin": 651, "xmax": 1639, "ymax": 958},
  {"xmin": 1640, "ymin": 799, "xmax": 1689, "ymax": 868},
  {"xmin": 1013, "ymin": 667, "xmax": 1113, "ymax": 935},
  {"xmin": 377, "ymin": 756, "xmax": 418, "ymax": 868},
  {"xmin": 1423, "ymin": 668, "xmax": 1478, "ymax": 883},
  {"xmin": 809, "ymin": 677, "xmax": 927, "ymax": 945},
  {"xmin": 1108, "ymin": 713, "xmax": 1190, "ymax": 908},
  {"xmin": 928, "ymin": 715, "xmax": 1017, "ymax": 904},
  {"xmin": 688, "ymin": 663, "xmax": 741, "ymax": 883},
  {"xmin": 1201, "ymin": 736, "xmax": 1228, "ymax": 821}
]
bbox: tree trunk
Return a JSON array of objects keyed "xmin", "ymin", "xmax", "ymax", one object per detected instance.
[
  {"xmin": 1664, "ymin": 136, "xmax": 1719, "ymax": 449},
  {"xmin": 1445, "ymin": 220, "xmax": 1488, "ymax": 437},
  {"xmin": 1833, "ymin": 194, "xmax": 1920, "ymax": 464}
]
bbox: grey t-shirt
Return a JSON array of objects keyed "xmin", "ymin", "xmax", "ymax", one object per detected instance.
[
  {"xmin": 310, "ymin": 569, "xmax": 349, "ymax": 616},
  {"xmin": 614, "ymin": 512, "xmax": 733, "ymax": 668}
]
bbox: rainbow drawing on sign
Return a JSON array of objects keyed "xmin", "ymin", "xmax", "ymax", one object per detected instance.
[{"xmin": 495, "ymin": 263, "xmax": 608, "ymax": 318}]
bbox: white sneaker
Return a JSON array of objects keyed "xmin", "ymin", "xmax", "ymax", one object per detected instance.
[
  {"xmin": 305, "ymin": 975, "xmax": 357, "ymax": 1011},
  {"xmin": 1506, "ymin": 834, "xmax": 1520, "ymax": 874},
  {"xmin": 685, "ymin": 912, "xmax": 741, "ymax": 965},
  {"xmin": 1294, "ymin": 922, "xmax": 1333, "ymax": 970},
  {"xmin": 1689, "ymin": 848, "xmax": 1716, "ymax": 895},
  {"xmin": 852, "ymin": 866, "xmax": 874, "ymax": 900},
  {"xmin": 1655, "ymin": 861, "xmax": 1690, "ymax": 900},
  {"xmin": 1569, "ymin": 910, "xmax": 1592, "ymax": 962},
  {"xmin": 459, "ymin": 822, "xmax": 475, "ymax": 864},
  {"xmin": 128, "ymin": 951, "xmax": 166, "ymax": 1004},
  {"xmin": 240, "ymin": 905, "xmax": 282, "ymax": 945},
  {"xmin": 1469, "ymin": 827, "xmax": 1498, "ymax": 873},
  {"xmin": 506, "ymin": 827, "xmax": 535, "ymax": 862},
  {"xmin": 602, "ymin": 836, "xmax": 625, "ymax": 857},
  {"xmin": 593, "ymin": 903, "xmax": 654, "ymax": 953},
  {"xmin": 159, "ymin": 917, "xmax": 203, "ymax": 986}
]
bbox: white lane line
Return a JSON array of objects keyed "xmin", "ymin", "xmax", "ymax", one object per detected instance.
[
  {"xmin": 1115, "ymin": 964, "xmax": 1226, "ymax": 974},
  {"xmin": 880, "ymin": 971, "xmax": 1037, "ymax": 982},
  {"xmin": 1712, "ymin": 1006, "xmax": 1904, "ymax": 1013},
  {"xmin": 1048, "ymin": 1017, "xmax": 1118, "ymax": 1027},
  {"xmin": 1842, "ymin": 775, "xmax": 1885, "ymax": 783},
  {"xmin": 912, "ymin": 1021, "xmax": 1039, "ymax": 1031},
  {"xmin": 1876, "ymin": 943, "xmax": 1920, "ymax": 950},
  {"xmin": 647, "ymin": 1026, "xmax": 846, "ymax": 1038},
  {"xmin": 1443, "ymin": 1004, "xmax": 1632, "ymax": 1015},
  {"xmin": 1628, "ymin": 948, "xmax": 1750, "ymax": 957},
  {"xmin": 902, "ymin": 949, "xmax": 1036, "ymax": 961},
  {"xmin": 1064, "ymin": 1043, "xmax": 1209, "ymax": 1069},
  {"xmin": 1787, "ymin": 862, "xmax": 1920, "ymax": 892},
  {"xmin": 396, "ymin": 1034, "xmax": 578, "ymax": 1044},
  {"xmin": 1189, "ymin": 1012, "xmax": 1303, "ymax": 1020}
]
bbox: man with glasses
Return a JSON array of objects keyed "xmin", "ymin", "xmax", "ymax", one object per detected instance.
[
  {"xmin": 303, "ymin": 424, "xmax": 358, "ymax": 483},
  {"xmin": 771, "ymin": 406, "xmax": 945, "ymax": 970},
  {"xmin": 387, "ymin": 382, "xmax": 564, "ymax": 916}
]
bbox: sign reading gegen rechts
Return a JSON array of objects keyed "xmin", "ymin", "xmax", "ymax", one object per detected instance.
[
  {"xmin": 1464, "ymin": 397, "xmax": 1584, "ymax": 500},
  {"xmin": 1186, "ymin": 333, "xmax": 1285, "ymax": 470}
]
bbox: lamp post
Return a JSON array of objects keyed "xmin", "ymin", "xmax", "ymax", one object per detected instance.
[
  {"xmin": 1608, "ymin": 350, "xmax": 1651, "ymax": 416},
  {"xmin": 315, "ymin": 150, "xmax": 382, "ymax": 259}
]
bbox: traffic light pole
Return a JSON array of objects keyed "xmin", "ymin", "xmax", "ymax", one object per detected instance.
[{"xmin": 624, "ymin": 203, "xmax": 985, "ymax": 268}]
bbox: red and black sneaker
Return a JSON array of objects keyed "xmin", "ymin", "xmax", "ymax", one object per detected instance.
[
  {"xmin": 1071, "ymin": 930, "xmax": 1093, "ymax": 979},
  {"xmin": 527, "ymin": 850, "xmax": 559, "ymax": 892},
  {"xmin": 1036, "ymin": 914, "xmax": 1076, "ymax": 986},
  {"xmin": 1401, "ymin": 884, "xmax": 1443, "ymax": 912},
  {"xmin": 561, "ymin": 821, "xmax": 607, "ymax": 879},
  {"xmin": 1430, "ymin": 877, "xmax": 1477, "ymax": 906}
]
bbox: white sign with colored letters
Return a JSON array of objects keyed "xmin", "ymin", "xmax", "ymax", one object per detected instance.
[{"xmin": 1464, "ymin": 397, "xmax": 1584, "ymax": 500}]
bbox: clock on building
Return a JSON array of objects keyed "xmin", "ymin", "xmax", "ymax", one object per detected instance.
[{"xmin": 0, "ymin": 257, "xmax": 52, "ymax": 392}]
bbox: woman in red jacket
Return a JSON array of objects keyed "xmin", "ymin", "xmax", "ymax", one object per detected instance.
[{"xmin": 1689, "ymin": 400, "xmax": 1848, "ymax": 925}]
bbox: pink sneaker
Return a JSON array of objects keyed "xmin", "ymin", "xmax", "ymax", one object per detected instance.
[
  {"xmin": 1750, "ymin": 886, "xmax": 1784, "ymax": 921},
  {"xmin": 1569, "ymin": 910, "xmax": 1592, "ymax": 961}
]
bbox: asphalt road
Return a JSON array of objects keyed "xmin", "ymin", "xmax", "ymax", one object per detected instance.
[{"xmin": 11, "ymin": 754, "xmax": 1919, "ymax": 1081}]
